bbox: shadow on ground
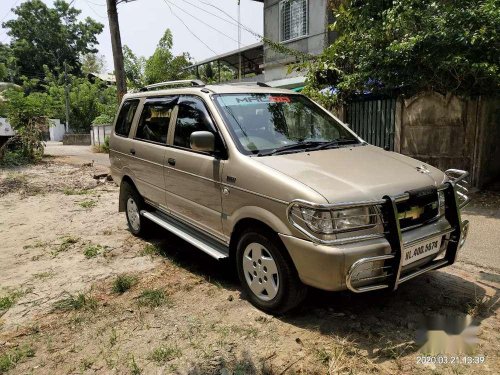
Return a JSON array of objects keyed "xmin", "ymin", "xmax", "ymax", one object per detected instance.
[{"xmin": 146, "ymin": 223, "xmax": 496, "ymax": 365}]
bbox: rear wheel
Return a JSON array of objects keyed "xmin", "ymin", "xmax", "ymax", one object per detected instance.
[
  {"xmin": 122, "ymin": 182, "xmax": 149, "ymax": 236},
  {"xmin": 236, "ymin": 229, "xmax": 307, "ymax": 314}
]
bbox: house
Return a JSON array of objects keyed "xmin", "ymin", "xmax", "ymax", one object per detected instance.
[
  {"xmin": 189, "ymin": 0, "xmax": 334, "ymax": 89},
  {"xmin": 258, "ymin": 0, "xmax": 335, "ymax": 88}
]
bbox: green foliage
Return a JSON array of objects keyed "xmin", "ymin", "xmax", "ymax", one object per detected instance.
[
  {"xmin": 2, "ymin": 0, "xmax": 103, "ymax": 81},
  {"xmin": 196, "ymin": 62, "xmax": 235, "ymax": 84},
  {"xmin": 53, "ymin": 293, "xmax": 97, "ymax": 311},
  {"xmin": 1, "ymin": 89, "xmax": 53, "ymax": 161},
  {"xmin": 137, "ymin": 289, "xmax": 171, "ymax": 308},
  {"xmin": 306, "ymin": 0, "xmax": 500, "ymax": 104},
  {"xmin": 0, "ymin": 345, "xmax": 35, "ymax": 373},
  {"xmin": 44, "ymin": 71, "xmax": 117, "ymax": 133},
  {"xmin": 143, "ymin": 29, "xmax": 192, "ymax": 85},
  {"xmin": 81, "ymin": 53, "xmax": 106, "ymax": 75},
  {"xmin": 83, "ymin": 244, "xmax": 103, "ymax": 258},
  {"xmin": 148, "ymin": 345, "xmax": 181, "ymax": 364},
  {"xmin": 112, "ymin": 274, "xmax": 138, "ymax": 294},
  {"xmin": 123, "ymin": 45, "xmax": 146, "ymax": 89}
]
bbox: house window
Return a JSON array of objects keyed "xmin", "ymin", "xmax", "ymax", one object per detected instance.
[{"xmin": 280, "ymin": 0, "xmax": 308, "ymax": 42}]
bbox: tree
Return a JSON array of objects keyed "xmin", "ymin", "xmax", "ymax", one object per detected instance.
[
  {"xmin": 0, "ymin": 43, "xmax": 17, "ymax": 82},
  {"xmin": 1, "ymin": 89, "xmax": 55, "ymax": 162},
  {"xmin": 3, "ymin": 0, "xmax": 103, "ymax": 81},
  {"xmin": 305, "ymin": 0, "xmax": 500, "ymax": 104},
  {"xmin": 144, "ymin": 29, "xmax": 192, "ymax": 85},
  {"xmin": 81, "ymin": 54, "xmax": 106, "ymax": 75},
  {"xmin": 123, "ymin": 45, "xmax": 146, "ymax": 88}
]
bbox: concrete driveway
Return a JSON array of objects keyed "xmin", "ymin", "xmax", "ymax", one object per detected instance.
[{"xmin": 44, "ymin": 141, "xmax": 110, "ymax": 168}]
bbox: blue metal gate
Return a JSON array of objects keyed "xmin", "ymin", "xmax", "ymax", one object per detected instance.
[{"xmin": 346, "ymin": 97, "xmax": 397, "ymax": 151}]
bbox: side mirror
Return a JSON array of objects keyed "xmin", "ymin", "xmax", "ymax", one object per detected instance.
[{"xmin": 190, "ymin": 131, "xmax": 215, "ymax": 153}]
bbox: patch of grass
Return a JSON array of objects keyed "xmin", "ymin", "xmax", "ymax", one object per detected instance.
[
  {"xmin": 102, "ymin": 229, "xmax": 112, "ymax": 236},
  {"xmin": 137, "ymin": 289, "xmax": 171, "ymax": 308},
  {"xmin": 0, "ymin": 290, "xmax": 23, "ymax": 311},
  {"xmin": 80, "ymin": 358, "xmax": 93, "ymax": 370},
  {"xmin": 23, "ymin": 240, "xmax": 49, "ymax": 250},
  {"xmin": 129, "ymin": 355, "xmax": 141, "ymax": 375},
  {"xmin": 57, "ymin": 236, "xmax": 79, "ymax": 253},
  {"xmin": 140, "ymin": 243, "xmax": 161, "ymax": 257},
  {"xmin": 53, "ymin": 293, "xmax": 97, "ymax": 312},
  {"xmin": 148, "ymin": 345, "xmax": 181, "ymax": 364},
  {"xmin": 84, "ymin": 244, "xmax": 104, "ymax": 259},
  {"xmin": 112, "ymin": 274, "xmax": 138, "ymax": 294},
  {"xmin": 63, "ymin": 188, "xmax": 92, "ymax": 196},
  {"xmin": 109, "ymin": 328, "xmax": 117, "ymax": 347},
  {"xmin": 0, "ymin": 345, "xmax": 35, "ymax": 373},
  {"xmin": 78, "ymin": 199, "xmax": 97, "ymax": 209},
  {"xmin": 32, "ymin": 271, "xmax": 55, "ymax": 280}
]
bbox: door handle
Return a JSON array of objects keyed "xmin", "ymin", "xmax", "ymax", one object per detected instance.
[
  {"xmin": 167, "ymin": 158, "xmax": 176, "ymax": 166},
  {"xmin": 130, "ymin": 148, "xmax": 136, "ymax": 155}
]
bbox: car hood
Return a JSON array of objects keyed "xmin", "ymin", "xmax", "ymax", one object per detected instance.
[{"xmin": 254, "ymin": 145, "xmax": 447, "ymax": 203}]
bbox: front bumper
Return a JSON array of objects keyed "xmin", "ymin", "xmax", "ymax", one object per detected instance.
[{"xmin": 282, "ymin": 169, "xmax": 470, "ymax": 292}]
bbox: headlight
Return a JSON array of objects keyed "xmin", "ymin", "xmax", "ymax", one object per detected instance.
[
  {"xmin": 300, "ymin": 206, "xmax": 376, "ymax": 234},
  {"xmin": 300, "ymin": 208, "xmax": 334, "ymax": 234},
  {"xmin": 332, "ymin": 207, "xmax": 375, "ymax": 231}
]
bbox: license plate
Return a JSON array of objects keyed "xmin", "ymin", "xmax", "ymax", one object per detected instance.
[{"xmin": 402, "ymin": 236, "xmax": 442, "ymax": 266}]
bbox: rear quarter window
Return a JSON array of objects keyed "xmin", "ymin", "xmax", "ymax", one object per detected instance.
[{"xmin": 114, "ymin": 99, "xmax": 139, "ymax": 137}]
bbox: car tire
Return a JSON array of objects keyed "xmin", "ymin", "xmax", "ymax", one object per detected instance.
[
  {"xmin": 122, "ymin": 182, "xmax": 149, "ymax": 237},
  {"xmin": 236, "ymin": 228, "xmax": 307, "ymax": 314}
]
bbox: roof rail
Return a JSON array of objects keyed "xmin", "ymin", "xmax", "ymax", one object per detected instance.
[
  {"xmin": 140, "ymin": 79, "xmax": 205, "ymax": 91},
  {"xmin": 223, "ymin": 82, "xmax": 270, "ymax": 87}
]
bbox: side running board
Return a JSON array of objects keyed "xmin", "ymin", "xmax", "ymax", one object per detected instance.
[{"xmin": 141, "ymin": 210, "xmax": 229, "ymax": 260}]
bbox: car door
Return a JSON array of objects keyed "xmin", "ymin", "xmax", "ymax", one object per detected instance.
[
  {"xmin": 129, "ymin": 96, "xmax": 178, "ymax": 209},
  {"xmin": 164, "ymin": 95, "xmax": 226, "ymax": 240}
]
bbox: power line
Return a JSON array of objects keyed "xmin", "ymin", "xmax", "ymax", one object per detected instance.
[
  {"xmin": 164, "ymin": 0, "xmax": 239, "ymax": 44},
  {"xmin": 196, "ymin": 0, "xmax": 263, "ymax": 40},
  {"xmin": 161, "ymin": 0, "xmax": 218, "ymax": 56},
  {"xmin": 83, "ymin": 0, "xmax": 107, "ymax": 19},
  {"xmin": 0, "ymin": 0, "xmax": 21, "ymax": 24}
]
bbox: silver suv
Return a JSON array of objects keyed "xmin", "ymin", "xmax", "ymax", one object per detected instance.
[{"xmin": 109, "ymin": 80, "xmax": 470, "ymax": 314}]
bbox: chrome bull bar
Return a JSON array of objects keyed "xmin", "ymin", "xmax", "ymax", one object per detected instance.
[
  {"xmin": 346, "ymin": 169, "xmax": 470, "ymax": 293},
  {"xmin": 286, "ymin": 169, "xmax": 470, "ymax": 293}
]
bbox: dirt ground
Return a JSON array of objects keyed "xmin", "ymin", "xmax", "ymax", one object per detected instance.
[{"xmin": 0, "ymin": 157, "xmax": 498, "ymax": 375}]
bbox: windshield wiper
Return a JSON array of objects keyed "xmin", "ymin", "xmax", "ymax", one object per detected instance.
[
  {"xmin": 257, "ymin": 141, "xmax": 324, "ymax": 157},
  {"xmin": 308, "ymin": 138, "xmax": 359, "ymax": 151}
]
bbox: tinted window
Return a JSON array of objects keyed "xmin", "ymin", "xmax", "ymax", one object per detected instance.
[
  {"xmin": 115, "ymin": 99, "xmax": 139, "ymax": 137},
  {"xmin": 136, "ymin": 97, "xmax": 177, "ymax": 144},
  {"xmin": 174, "ymin": 96, "xmax": 215, "ymax": 149}
]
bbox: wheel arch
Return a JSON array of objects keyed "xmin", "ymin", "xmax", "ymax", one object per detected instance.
[
  {"xmin": 229, "ymin": 217, "xmax": 295, "ymax": 272},
  {"xmin": 119, "ymin": 175, "xmax": 138, "ymax": 212}
]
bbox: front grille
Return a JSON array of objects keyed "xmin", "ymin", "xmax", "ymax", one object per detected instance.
[{"xmin": 396, "ymin": 186, "xmax": 439, "ymax": 229}]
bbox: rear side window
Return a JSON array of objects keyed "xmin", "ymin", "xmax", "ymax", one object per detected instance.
[
  {"xmin": 115, "ymin": 99, "xmax": 139, "ymax": 137},
  {"xmin": 135, "ymin": 96, "xmax": 178, "ymax": 144},
  {"xmin": 173, "ymin": 96, "xmax": 215, "ymax": 149}
]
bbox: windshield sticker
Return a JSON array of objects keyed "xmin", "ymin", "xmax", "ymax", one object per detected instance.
[
  {"xmin": 218, "ymin": 95, "xmax": 293, "ymax": 106},
  {"xmin": 269, "ymin": 96, "xmax": 291, "ymax": 103}
]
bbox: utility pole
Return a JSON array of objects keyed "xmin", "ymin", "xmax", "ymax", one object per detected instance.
[
  {"xmin": 106, "ymin": 0, "xmax": 127, "ymax": 102},
  {"xmin": 238, "ymin": 0, "xmax": 242, "ymax": 81},
  {"xmin": 63, "ymin": 61, "xmax": 71, "ymax": 132}
]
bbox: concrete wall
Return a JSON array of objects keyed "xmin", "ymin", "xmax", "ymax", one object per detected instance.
[
  {"xmin": 263, "ymin": 0, "xmax": 329, "ymax": 82},
  {"xmin": 63, "ymin": 133, "xmax": 91, "ymax": 145},
  {"xmin": 49, "ymin": 119, "xmax": 65, "ymax": 142},
  {"xmin": 398, "ymin": 92, "xmax": 500, "ymax": 188},
  {"xmin": 91, "ymin": 124, "xmax": 112, "ymax": 146}
]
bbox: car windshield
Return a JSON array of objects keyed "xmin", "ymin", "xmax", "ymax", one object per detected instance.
[{"xmin": 213, "ymin": 93, "xmax": 358, "ymax": 155}]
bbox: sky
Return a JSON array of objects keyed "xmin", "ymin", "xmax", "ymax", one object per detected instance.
[{"xmin": 0, "ymin": 0, "xmax": 264, "ymax": 71}]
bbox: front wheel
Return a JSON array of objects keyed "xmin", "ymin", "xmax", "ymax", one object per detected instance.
[{"xmin": 236, "ymin": 230, "xmax": 307, "ymax": 314}]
